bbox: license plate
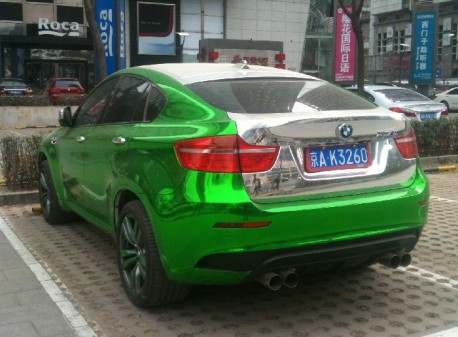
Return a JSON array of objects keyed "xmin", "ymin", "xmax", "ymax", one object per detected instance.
[
  {"xmin": 8, "ymin": 90, "xmax": 21, "ymax": 95},
  {"xmin": 421, "ymin": 112, "xmax": 437, "ymax": 120},
  {"xmin": 305, "ymin": 143, "xmax": 372, "ymax": 173}
]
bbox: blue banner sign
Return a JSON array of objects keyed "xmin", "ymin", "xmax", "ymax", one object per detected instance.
[
  {"xmin": 96, "ymin": 0, "xmax": 116, "ymax": 76},
  {"xmin": 96, "ymin": 0, "xmax": 126, "ymax": 77},
  {"xmin": 412, "ymin": 12, "xmax": 436, "ymax": 84}
]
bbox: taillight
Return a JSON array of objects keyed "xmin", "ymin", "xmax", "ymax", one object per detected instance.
[
  {"xmin": 394, "ymin": 127, "xmax": 418, "ymax": 159},
  {"xmin": 175, "ymin": 135, "xmax": 279, "ymax": 173},
  {"xmin": 389, "ymin": 107, "xmax": 416, "ymax": 118},
  {"xmin": 440, "ymin": 105, "xmax": 448, "ymax": 117}
]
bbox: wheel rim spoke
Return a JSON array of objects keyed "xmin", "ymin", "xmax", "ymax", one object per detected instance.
[
  {"xmin": 39, "ymin": 171, "xmax": 51, "ymax": 214},
  {"xmin": 120, "ymin": 213, "xmax": 146, "ymax": 294}
]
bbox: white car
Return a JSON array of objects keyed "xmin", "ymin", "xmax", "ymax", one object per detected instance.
[
  {"xmin": 352, "ymin": 85, "xmax": 448, "ymax": 121},
  {"xmin": 433, "ymin": 87, "xmax": 458, "ymax": 112}
]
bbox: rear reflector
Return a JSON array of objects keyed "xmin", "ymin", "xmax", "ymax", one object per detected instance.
[
  {"xmin": 214, "ymin": 222, "xmax": 271, "ymax": 228},
  {"xmin": 394, "ymin": 127, "xmax": 418, "ymax": 159},
  {"xmin": 175, "ymin": 135, "xmax": 279, "ymax": 173}
]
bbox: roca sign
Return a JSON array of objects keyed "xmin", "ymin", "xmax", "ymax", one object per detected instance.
[{"xmin": 38, "ymin": 17, "xmax": 80, "ymax": 37}]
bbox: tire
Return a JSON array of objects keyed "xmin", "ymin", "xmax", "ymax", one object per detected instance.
[
  {"xmin": 38, "ymin": 160, "xmax": 75, "ymax": 224},
  {"xmin": 116, "ymin": 200, "xmax": 191, "ymax": 307}
]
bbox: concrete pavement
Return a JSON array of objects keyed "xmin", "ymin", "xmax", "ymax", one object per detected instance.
[{"xmin": 0, "ymin": 215, "xmax": 97, "ymax": 337}]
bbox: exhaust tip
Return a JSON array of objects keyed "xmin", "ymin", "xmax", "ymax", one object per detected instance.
[
  {"xmin": 400, "ymin": 253, "xmax": 412, "ymax": 267},
  {"xmin": 279, "ymin": 268, "xmax": 300, "ymax": 289},
  {"xmin": 378, "ymin": 253, "xmax": 401, "ymax": 269},
  {"xmin": 256, "ymin": 272, "xmax": 282, "ymax": 291}
]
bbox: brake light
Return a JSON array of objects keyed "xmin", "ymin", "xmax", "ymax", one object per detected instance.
[
  {"xmin": 389, "ymin": 107, "xmax": 416, "ymax": 118},
  {"xmin": 394, "ymin": 127, "xmax": 418, "ymax": 159},
  {"xmin": 440, "ymin": 105, "xmax": 448, "ymax": 117},
  {"xmin": 175, "ymin": 135, "xmax": 279, "ymax": 173}
]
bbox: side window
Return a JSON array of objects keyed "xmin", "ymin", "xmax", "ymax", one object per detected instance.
[
  {"xmin": 145, "ymin": 86, "xmax": 166, "ymax": 121},
  {"xmin": 101, "ymin": 76, "xmax": 151, "ymax": 124},
  {"xmin": 363, "ymin": 92, "xmax": 375, "ymax": 102},
  {"xmin": 450, "ymin": 89, "xmax": 458, "ymax": 95},
  {"xmin": 73, "ymin": 78, "xmax": 118, "ymax": 127}
]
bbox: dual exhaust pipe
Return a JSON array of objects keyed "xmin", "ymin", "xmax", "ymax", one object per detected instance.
[
  {"xmin": 256, "ymin": 253, "xmax": 412, "ymax": 290},
  {"xmin": 256, "ymin": 268, "xmax": 299, "ymax": 291},
  {"xmin": 377, "ymin": 252, "xmax": 412, "ymax": 269}
]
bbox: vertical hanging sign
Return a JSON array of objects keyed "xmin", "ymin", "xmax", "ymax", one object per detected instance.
[
  {"xmin": 119, "ymin": 0, "xmax": 126, "ymax": 69},
  {"xmin": 412, "ymin": 12, "xmax": 436, "ymax": 83},
  {"xmin": 334, "ymin": 5, "xmax": 356, "ymax": 83},
  {"xmin": 96, "ymin": 0, "xmax": 116, "ymax": 76}
]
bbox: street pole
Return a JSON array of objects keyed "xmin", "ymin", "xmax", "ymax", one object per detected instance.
[{"xmin": 398, "ymin": 51, "xmax": 403, "ymax": 85}]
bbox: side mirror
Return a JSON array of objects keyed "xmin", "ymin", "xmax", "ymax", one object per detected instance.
[{"xmin": 58, "ymin": 107, "xmax": 73, "ymax": 127}]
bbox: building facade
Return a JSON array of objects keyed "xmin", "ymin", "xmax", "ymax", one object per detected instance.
[
  {"xmin": 368, "ymin": 0, "xmax": 458, "ymax": 84},
  {"xmin": 0, "ymin": 0, "xmax": 311, "ymax": 91}
]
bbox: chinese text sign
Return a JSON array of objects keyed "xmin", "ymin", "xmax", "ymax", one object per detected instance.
[
  {"xmin": 412, "ymin": 12, "xmax": 436, "ymax": 84},
  {"xmin": 334, "ymin": 6, "xmax": 356, "ymax": 83}
]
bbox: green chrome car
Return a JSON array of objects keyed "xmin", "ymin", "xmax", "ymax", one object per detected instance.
[{"xmin": 38, "ymin": 63, "xmax": 429, "ymax": 307}]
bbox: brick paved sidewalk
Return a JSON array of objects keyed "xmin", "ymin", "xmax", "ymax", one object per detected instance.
[{"xmin": 0, "ymin": 216, "xmax": 96, "ymax": 337}]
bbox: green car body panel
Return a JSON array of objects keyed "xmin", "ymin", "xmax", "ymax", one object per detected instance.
[{"xmin": 38, "ymin": 63, "xmax": 429, "ymax": 288}]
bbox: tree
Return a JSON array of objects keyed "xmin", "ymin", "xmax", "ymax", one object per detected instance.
[
  {"xmin": 336, "ymin": 0, "xmax": 365, "ymax": 94},
  {"xmin": 83, "ymin": 0, "xmax": 107, "ymax": 81}
]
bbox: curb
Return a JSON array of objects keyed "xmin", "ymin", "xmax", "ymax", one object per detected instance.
[
  {"xmin": 423, "ymin": 164, "xmax": 457, "ymax": 173},
  {"xmin": 0, "ymin": 189, "xmax": 38, "ymax": 205}
]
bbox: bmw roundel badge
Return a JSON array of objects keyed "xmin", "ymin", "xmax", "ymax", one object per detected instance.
[{"xmin": 337, "ymin": 123, "xmax": 353, "ymax": 139}]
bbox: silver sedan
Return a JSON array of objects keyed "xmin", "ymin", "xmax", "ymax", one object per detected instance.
[{"xmin": 353, "ymin": 85, "xmax": 448, "ymax": 121}]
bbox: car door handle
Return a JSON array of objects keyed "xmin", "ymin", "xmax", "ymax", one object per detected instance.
[
  {"xmin": 112, "ymin": 137, "xmax": 126, "ymax": 144},
  {"xmin": 76, "ymin": 136, "xmax": 86, "ymax": 143}
]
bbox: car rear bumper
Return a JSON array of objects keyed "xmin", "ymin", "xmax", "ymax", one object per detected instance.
[
  {"xmin": 149, "ymin": 168, "xmax": 429, "ymax": 285},
  {"xmin": 197, "ymin": 228, "xmax": 421, "ymax": 277}
]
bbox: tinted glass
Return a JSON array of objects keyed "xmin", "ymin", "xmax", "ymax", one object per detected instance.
[
  {"xmin": 375, "ymin": 88, "xmax": 430, "ymax": 102},
  {"xmin": 73, "ymin": 78, "xmax": 119, "ymax": 127},
  {"xmin": 187, "ymin": 79, "xmax": 376, "ymax": 113},
  {"xmin": 101, "ymin": 76, "xmax": 151, "ymax": 124},
  {"xmin": 145, "ymin": 86, "xmax": 166, "ymax": 121},
  {"xmin": 55, "ymin": 80, "xmax": 82, "ymax": 87},
  {"xmin": 0, "ymin": 80, "xmax": 26, "ymax": 87}
]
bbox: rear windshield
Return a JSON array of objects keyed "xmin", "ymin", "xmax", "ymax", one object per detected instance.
[
  {"xmin": 375, "ymin": 88, "xmax": 430, "ymax": 102},
  {"xmin": 55, "ymin": 80, "xmax": 81, "ymax": 87},
  {"xmin": 187, "ymin": 78, "xmax": 376, "ymax": 113},
  {"xmin": 0, "ymin": 80, "xmax": 25, "ymax": 86}
]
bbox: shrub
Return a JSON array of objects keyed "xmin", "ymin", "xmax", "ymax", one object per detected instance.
[
  {"xmin": 0, "ymin": 94, "xmax": 86, "ymax": 106},
  {"xmin": 412, "ymin": 117, "xmax": 458, "ymax": 157},
  {"xmin": 0, "ymin": 95, "xmax": 50, "ymax": 106},
  {"xmin": 0, "ymin": 134, "xmax": 45, "ymax": 190},
  {"xmin": 52, "ymin": 94, "xmax": 86, "ymax": 106}
]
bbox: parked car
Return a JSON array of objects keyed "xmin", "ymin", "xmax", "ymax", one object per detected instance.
[
  {"xmin": 43, "ymin": 77, "xmax": 85, "ymax": 102},
  {"xmin": 351, "ymin": 85, "xmax": 448, "ymax": 121},
  {"xmin": 0, "ymin": 78, "xmax": 33, "ymax": 95},
  {"xmin": 38, "ymin": 63, "xmax": 429, "ymax": 307},
  {"xmin": 433, "ymin": 87, "xmax": 458, "ymax": 112}
]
